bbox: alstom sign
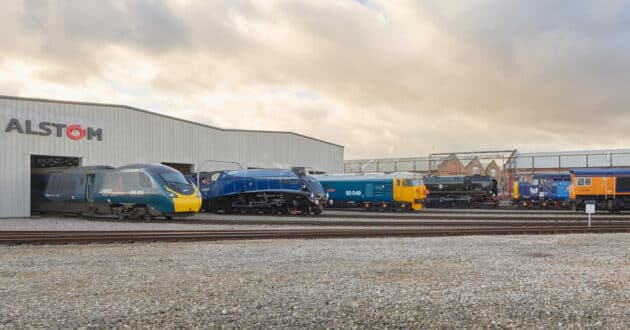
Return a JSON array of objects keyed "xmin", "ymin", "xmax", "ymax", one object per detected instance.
[{"xmin": 4, "ymin": 118, "xmax": 103, "ymax": 141}]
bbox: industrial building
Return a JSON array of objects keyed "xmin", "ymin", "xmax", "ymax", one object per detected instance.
[
  {"xmin": 0, "ymin": 96, "xmax": 344, "ymax": 218},
  {"xmin": 345, "ymin": 149, "xmax": 630, "ymax": 197}
]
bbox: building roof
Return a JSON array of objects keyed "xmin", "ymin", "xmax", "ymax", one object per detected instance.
[
  {"xmin": 516, "ymin": 149, "xmax": 630, "ymax": 157},
  {"xmin": 531, "ymin": 172, "xmax": 571, "ymax": 179},
  {"xmin": 314, "ymin": 172, "xmax": 418, "ymax": 181},
  {"xmin": 570, "ymin": 168, "xmax": 630, "ymax": 176},
  {"xmin": 0, "ymin": 95, "xmax": 343, "ymax": 148}
]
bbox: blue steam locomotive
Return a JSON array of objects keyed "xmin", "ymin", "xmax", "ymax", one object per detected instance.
[
  {"xmin": 513, "ymin": 172, "xmax": 571, "ymax": 208},
  {"xmin": 31, "ymin": 164, "xmax": 202, "ymax": 219},
  {"xmin": 191, "ymin": 169, "xmax": 326, "ymax": 215}
]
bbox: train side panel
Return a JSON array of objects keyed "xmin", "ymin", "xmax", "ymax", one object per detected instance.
[
  {"xmin": 92, "ymin": 170, "xmax": 178, "ymax": 216},
  {"xmin": 320, "ymin": 178, "xmax": 393, "ymax": 205},
  {"xmin": 32, "ymin": 170, "xmax": 90, "ymax": 214}
]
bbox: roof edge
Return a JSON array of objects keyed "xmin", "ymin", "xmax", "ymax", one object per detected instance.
[{"xmin": 0, "ymin": 94, "xmax": 344, "ymax": 148}]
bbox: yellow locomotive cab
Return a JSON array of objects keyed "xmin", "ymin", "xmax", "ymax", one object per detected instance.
[
  {"xmin": 167, "ymin": 187, "xmax": 203, "ymax": 213},
  {"xmin": 392, "ymin": 177, "xmax": 426, "ymax": 211}
]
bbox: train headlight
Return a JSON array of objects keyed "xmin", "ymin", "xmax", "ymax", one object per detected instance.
[
  {"xmin": 196, "ymin": 191, "xmax": 202, "ymax": 198},
  {"xmin": 168, "ymin": 192, "xmax": 177, "ymax": 198}
]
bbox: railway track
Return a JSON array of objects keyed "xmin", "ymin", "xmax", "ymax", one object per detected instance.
[
  {"xmin": 331, "ymin": 208, "xmax": 630, "ymax": 215},
  {"xmin": 2, "ymin": 225, "xmax": 630, "ymax": 245},
  {"xmin": 79, "ymin": 216, "xmax": 630, "ymax": 227},
  {"xmin": 303, "ymin": 212, "xmax": 630, "ymax": 221},
  {"xmin": 40, "ymin": 209, "xmax": 630, "ymax": 226}
]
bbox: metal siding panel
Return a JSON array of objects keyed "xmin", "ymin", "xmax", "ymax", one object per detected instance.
[
  {"xmin": 533, "ymin": 156, "xmax": 560, "ymax": 169},
  {"xmin": 379, "ymin": 161, "xmax": 396, "ymax": 172},
  {"xmin": 612, "ymin": 154, "xmax": 630, "ymax": 167},
  {"xmin": 586, "ymin": 154, "xmax": 609, "ymax": 167},
  {"xmin": 560, "ymin": 155, "xmax": 587, "ymax": 168}
]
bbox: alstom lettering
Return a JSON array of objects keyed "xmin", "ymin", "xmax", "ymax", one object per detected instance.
[{"xmin": 5, "ymin": 118, "xmax": 103, "ymax": 141}]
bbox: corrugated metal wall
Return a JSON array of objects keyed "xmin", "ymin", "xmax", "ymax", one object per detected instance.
[
  {"xmin": 344, "ymin": 158, "xmax": 430, "ymax": 173},
  {"xmin": 510, "ymin": 150, "xmax": 630, "ymax": 170},
  {"xmin": 0, "ymin": 97, "xmax": 344, "ymax": 218}
]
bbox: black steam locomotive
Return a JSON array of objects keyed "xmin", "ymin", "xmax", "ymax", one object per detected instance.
[{"xmin": 423, "ymin": 175, "xmax": 498, "ymax": 208}]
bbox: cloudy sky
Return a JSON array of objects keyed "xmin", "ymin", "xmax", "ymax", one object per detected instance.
[{"xmin": 1, "ymin": 0, "xmax": 630, "ymax": 159}]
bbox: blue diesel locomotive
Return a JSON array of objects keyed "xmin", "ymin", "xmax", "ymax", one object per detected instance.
[
  {"xmin": 314, "ymin": 173, "xmax": 427, "ymax": 211},
  {"xmin": 513, "ymin": 172, "xmax": 571, "ymax": 208},
  {"xmin": 192, "ymin": 169, "xmax": 326, "ymax": 215},
  {"xmin": 31, "ymin": 164, "xmax": 202, "ymax": 220}
]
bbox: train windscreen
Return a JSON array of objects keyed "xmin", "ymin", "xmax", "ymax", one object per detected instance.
[{"xmin": 158, "ymin": 170, "xmax": 195, "ymax": 195}]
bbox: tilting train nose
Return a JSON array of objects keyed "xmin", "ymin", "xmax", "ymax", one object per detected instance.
[{"xmin": 173, "ymin": 191, "xmax": 203, "ymax": 213}]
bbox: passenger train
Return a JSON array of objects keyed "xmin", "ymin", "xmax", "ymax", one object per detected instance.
[{"xmin": 31, "ymin": 164, "xmax": 202, "ymax": 220}]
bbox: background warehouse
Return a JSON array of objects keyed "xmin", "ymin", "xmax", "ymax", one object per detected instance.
[
  {"xmin": 345, "ymin": 149, "xmax": 630, "ymax": 198},
  {"xmin": 0, "ymin": 95, "xmax": 344, "ymax": 218}
]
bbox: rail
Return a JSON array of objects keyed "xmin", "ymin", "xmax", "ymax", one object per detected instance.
[{"xmin": 2, "ymin": 225, "xmax": 629, "ymax": 245}]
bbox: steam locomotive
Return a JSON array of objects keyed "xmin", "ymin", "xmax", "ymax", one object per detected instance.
[
  {"xmin": 423, "ymin": 175, "xmax": 498, "ymax": 208},
  {"xmin": 190, "ymin": 168, "xmax": 326, "ymax": 215}
]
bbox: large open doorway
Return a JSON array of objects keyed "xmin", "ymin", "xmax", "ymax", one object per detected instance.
[
  {"xmin": 162, "ymin": 162, "xmax": 194, "ymax": 174},
  {"xmin": 31, "ymin": 155, "xmax": 82, "ymax": 215}
]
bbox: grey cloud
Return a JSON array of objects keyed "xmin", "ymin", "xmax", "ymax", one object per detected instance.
[
  {"xmin": 2, "ymin": 1, "xmax": 630, "ymax": 158},
  {"xmin": 21, "ymin": 0, "xmax": 187, "ymax": 51},
  {"xmin": 9, "ymin": 0, "xmax": 188, "ymax": 83}
]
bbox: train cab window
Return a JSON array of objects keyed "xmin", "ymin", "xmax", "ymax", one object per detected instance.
[
  {"xmin": 577, "ymin": 177, "xmax": 592, "ymax": 186},
  {"xmin": 211, "ymin": 173, "xmax": 221, "ymax": 182},
  {"xmin": 402, "ymin": 179, "xmax": 415, "ymax": 186},
  {"xmin": 139, "ymin": 173, "xmax": 152, "ymax": 188}
]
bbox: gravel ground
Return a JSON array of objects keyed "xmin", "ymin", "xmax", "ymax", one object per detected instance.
[
  {"xmin": 0, "ymin": 217, "xmax": 465, "ymax": 231},
  {"xmin": 0, "ymin": 217, "xmax": 299, "ymax": 231},
  {"xmin": 0, "ymin": 234, "xmax": 629, "ymax": 328}
]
